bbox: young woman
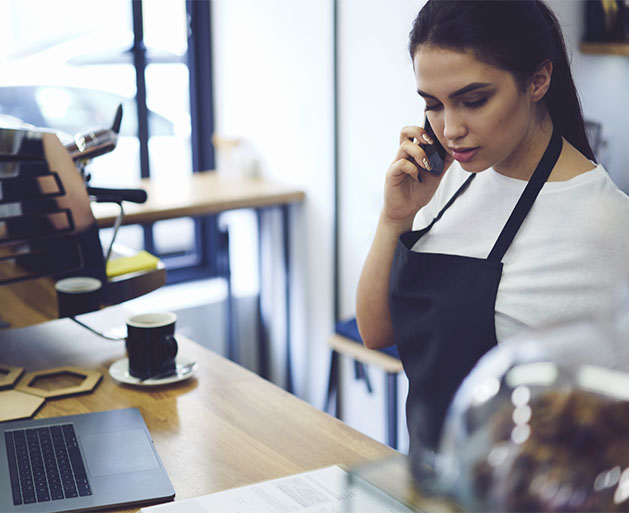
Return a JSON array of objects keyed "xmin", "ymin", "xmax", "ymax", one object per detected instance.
[{"xmin": 356, "ymin": 0, "xmax": 629, "ymax": 454}]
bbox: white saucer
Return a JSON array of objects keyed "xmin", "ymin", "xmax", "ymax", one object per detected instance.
[{"xmin": 109, "ymin": 356, "xmax": 198, "ymax": 386}]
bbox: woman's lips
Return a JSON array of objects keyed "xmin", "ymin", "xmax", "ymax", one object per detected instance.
[{"xmin": 451, "ymin": 147, "xmax": 480, "ymax": 163}]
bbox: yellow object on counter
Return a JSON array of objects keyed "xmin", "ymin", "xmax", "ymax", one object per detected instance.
[{"xmin": 106, "ymin": 251, "xmax": 160, "ymax": 278}]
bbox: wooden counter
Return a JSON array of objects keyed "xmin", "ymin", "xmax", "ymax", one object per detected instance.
[
  {"xmin": 91, "ymin": 172, "xmax": 305, "ymax": 228},
  {"xmin": 0, "ymin": 314, "xmax": 397, "ymax": 512}
]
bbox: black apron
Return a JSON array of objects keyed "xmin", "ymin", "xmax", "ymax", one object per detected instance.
[{"xmin": 389, "ymin": 129, "xmax": 563, "ymax": 454}]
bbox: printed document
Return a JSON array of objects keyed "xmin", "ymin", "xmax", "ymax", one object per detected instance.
[{"xmin": 140, "ymin": 465, "xmax": 415, "ymax": 512}]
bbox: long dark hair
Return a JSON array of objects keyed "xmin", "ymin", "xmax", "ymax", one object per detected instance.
[{"xmin": 409, "ymin": 0, "xmax": 595, "ymax": 161}]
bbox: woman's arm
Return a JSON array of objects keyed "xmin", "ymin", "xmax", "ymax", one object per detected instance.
[
  {"xmin": 356, "ymin": 125, "xmax": 449, "ymax": 349},
  {"xmin": 356, "ymin": 213, "xmax": 412, "ymax": 349}
]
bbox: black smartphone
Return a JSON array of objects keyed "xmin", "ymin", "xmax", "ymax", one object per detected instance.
[{"xmin": 421, "ymin": 116, "xmax": 446, "ymax": 176}]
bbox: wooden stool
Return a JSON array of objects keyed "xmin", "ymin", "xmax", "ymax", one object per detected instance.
[{"xmin": 324, "ymin": 333, "xmax": 404, "ymax": 449}]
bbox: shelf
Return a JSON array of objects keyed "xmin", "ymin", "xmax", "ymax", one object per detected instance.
[{"xmin": 580, "ymin": 41, "xmax": 629, "ymax": 56}]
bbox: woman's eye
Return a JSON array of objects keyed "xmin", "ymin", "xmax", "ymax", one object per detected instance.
[
  {"xmin": 425, "ymin": 103, "xmax": 442, "ymax": 112},
  {"xmin": 463, "ymin": 97, "xmax": 488, "ymax": 109}
]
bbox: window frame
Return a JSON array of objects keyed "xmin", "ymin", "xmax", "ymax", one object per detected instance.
[{"xmin": 131, "ymin": 0, "xmax": 220, "ymax": 284}]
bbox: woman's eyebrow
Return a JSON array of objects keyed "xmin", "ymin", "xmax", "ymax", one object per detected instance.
[{"xmin": 417, "ymin": 82, "xmax": 492, "ymax": 100}]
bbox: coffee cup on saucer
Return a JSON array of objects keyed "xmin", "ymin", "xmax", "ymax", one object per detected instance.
[{"xmin": 125, "ymin": 312, "xmax": 178, "ymax": 381}]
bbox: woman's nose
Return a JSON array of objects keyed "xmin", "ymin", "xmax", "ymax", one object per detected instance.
[{"xmin": 443, "ymin": 111, "xmax": 467, "ymax": 142}]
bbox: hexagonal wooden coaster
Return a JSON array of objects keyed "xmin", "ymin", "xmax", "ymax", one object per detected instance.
[
  {"xmin": 0, "ymin": 364, "xmax": 24, "ymax": 390},
  {"xmin": 0, "ymin": 390, "xmax": 45, "ymax": 421},
  {"xmin": 15, "ymin": 366, "xmax": 102, "ymax": 399}
]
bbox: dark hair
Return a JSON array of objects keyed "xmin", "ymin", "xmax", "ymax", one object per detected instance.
[{"xmin": 409, "ymin": 0, "xmax": 595, "ymax": 161}]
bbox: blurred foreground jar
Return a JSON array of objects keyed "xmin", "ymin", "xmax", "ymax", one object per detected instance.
[{"xmin": 413, "ymin": 297, "xmax": 629, "ymax": 512}]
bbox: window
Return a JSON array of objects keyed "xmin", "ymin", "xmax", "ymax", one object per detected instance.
[{"xmin": 0, "ymin": 0, "xmax": 218, "ymax": 282}]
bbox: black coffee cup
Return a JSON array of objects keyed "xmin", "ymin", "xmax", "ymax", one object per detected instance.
[
  {"xmin": 125, "ymin": 312, "xmax": 178, "ymax": 380},
  {"xmin": 55, "ymin": 277, "xmax": 103, "ymax": 318}
]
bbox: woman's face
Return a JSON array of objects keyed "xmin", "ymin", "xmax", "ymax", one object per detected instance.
[{"xmin": 413, "ymin": 46, "xmax": 539, "ymax": 176}]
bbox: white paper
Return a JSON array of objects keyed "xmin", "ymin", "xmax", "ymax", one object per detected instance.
[{"xmin": 141, "ymin": 465, "xmax": 415, "ymax": 513}]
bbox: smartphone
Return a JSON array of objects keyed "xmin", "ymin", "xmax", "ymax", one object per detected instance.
[{"xmin": 421, "ymin": 116, "xmax": 446, "ymax": 176}]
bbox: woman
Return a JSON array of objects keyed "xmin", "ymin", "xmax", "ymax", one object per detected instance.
[{"xmin": 356, "ymin": 0, "xmax": 629, "ymax": 453}]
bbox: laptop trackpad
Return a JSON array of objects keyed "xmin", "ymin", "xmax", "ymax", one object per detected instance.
[{"xmin": 81, "ymin": 429, "xmax": 160, "ymax": 477}]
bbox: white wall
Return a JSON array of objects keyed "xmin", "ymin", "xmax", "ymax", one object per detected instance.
[
  {"xmin": 334, "ymin": 0, "xmax": 425, "ymax": 450},
  {"xmin": 337, "ymin": 0, "xmax": 423, "ymax": 319},
  {"xmin": 211, "ymin": 0, "xmax": 335, "ymax": 403}
]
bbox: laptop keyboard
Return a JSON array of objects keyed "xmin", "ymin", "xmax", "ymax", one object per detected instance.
[{"xmin": 4, "ymin": 424, "xmax": 92, "ymax": 506}]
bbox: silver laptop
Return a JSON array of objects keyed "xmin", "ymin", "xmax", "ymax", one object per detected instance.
[{"xmin": 0, "ymin": 408, "xmax": 175, "ymax": 513}]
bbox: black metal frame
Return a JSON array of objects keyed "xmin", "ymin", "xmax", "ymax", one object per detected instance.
[
  {"xmin": 184, "ymin": 0, "xmax": 221, "ymax": 283},
  {"xmin": 126, "ymin": 0, "xmax": 219, "ymax": 284},
  {"xmin": 333, "ymin": 2, "xmax": 340, "ymax": 323},
  {"xmin": 327, "ymin": 0, "xmax": 400, "ymax": 449}
]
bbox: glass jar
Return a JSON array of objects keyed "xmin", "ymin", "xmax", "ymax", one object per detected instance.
[{"xmin": 416, "ymin": 304, "xmax": 629, "ymax": 512}]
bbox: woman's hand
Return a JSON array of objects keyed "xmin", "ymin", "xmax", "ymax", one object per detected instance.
[
  {"xmin": 382, "ymin": 125, "xmax": 452, "ymax": 226},
  {"xmin": 356, "ymin": 125, "xmax": 453, "ymax": 349}
]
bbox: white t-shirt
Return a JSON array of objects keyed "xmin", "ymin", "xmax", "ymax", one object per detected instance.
[{"xmin": 412, "ymin": 161, "xmax": 629, "ymax": 342}]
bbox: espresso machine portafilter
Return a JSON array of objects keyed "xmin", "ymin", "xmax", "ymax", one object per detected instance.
[
  {"xmin": 63, "ymin": 103, "xmax": 147, "ymax": 261},
  {"xmin": 63, "ymin": 103, "xmax": 147, "ymax": 204},
  {"xmin": 64, "ymin": 103, "xmax": 123, "ymax": 162}
]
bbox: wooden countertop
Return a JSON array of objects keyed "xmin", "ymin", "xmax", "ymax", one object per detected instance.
[
  {"xmin": 91, "ymin": 172, "xmax": 305, "ymax": 228},
  {"xmin": 0, "ymin": 313, "xmax": 398, "ymax": 512}
]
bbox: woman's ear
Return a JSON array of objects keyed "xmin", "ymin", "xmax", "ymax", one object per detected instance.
[{"xmin": 529, "ymin": 59, "xmax": 553, "ymax": 102}]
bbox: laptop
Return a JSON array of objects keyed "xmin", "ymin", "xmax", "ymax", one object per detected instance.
[{"xmin": 0, "ymin": 408, "xmax": 175, "ymax": 513}]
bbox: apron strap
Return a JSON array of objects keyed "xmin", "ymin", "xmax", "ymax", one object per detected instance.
[
  {"xmin": 487, "ymin": 128, "xmax": 563, "ymax": 263},
  {"xmin": 423, "ymin": 173, "xmax": 476, "ymax": 232}
]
